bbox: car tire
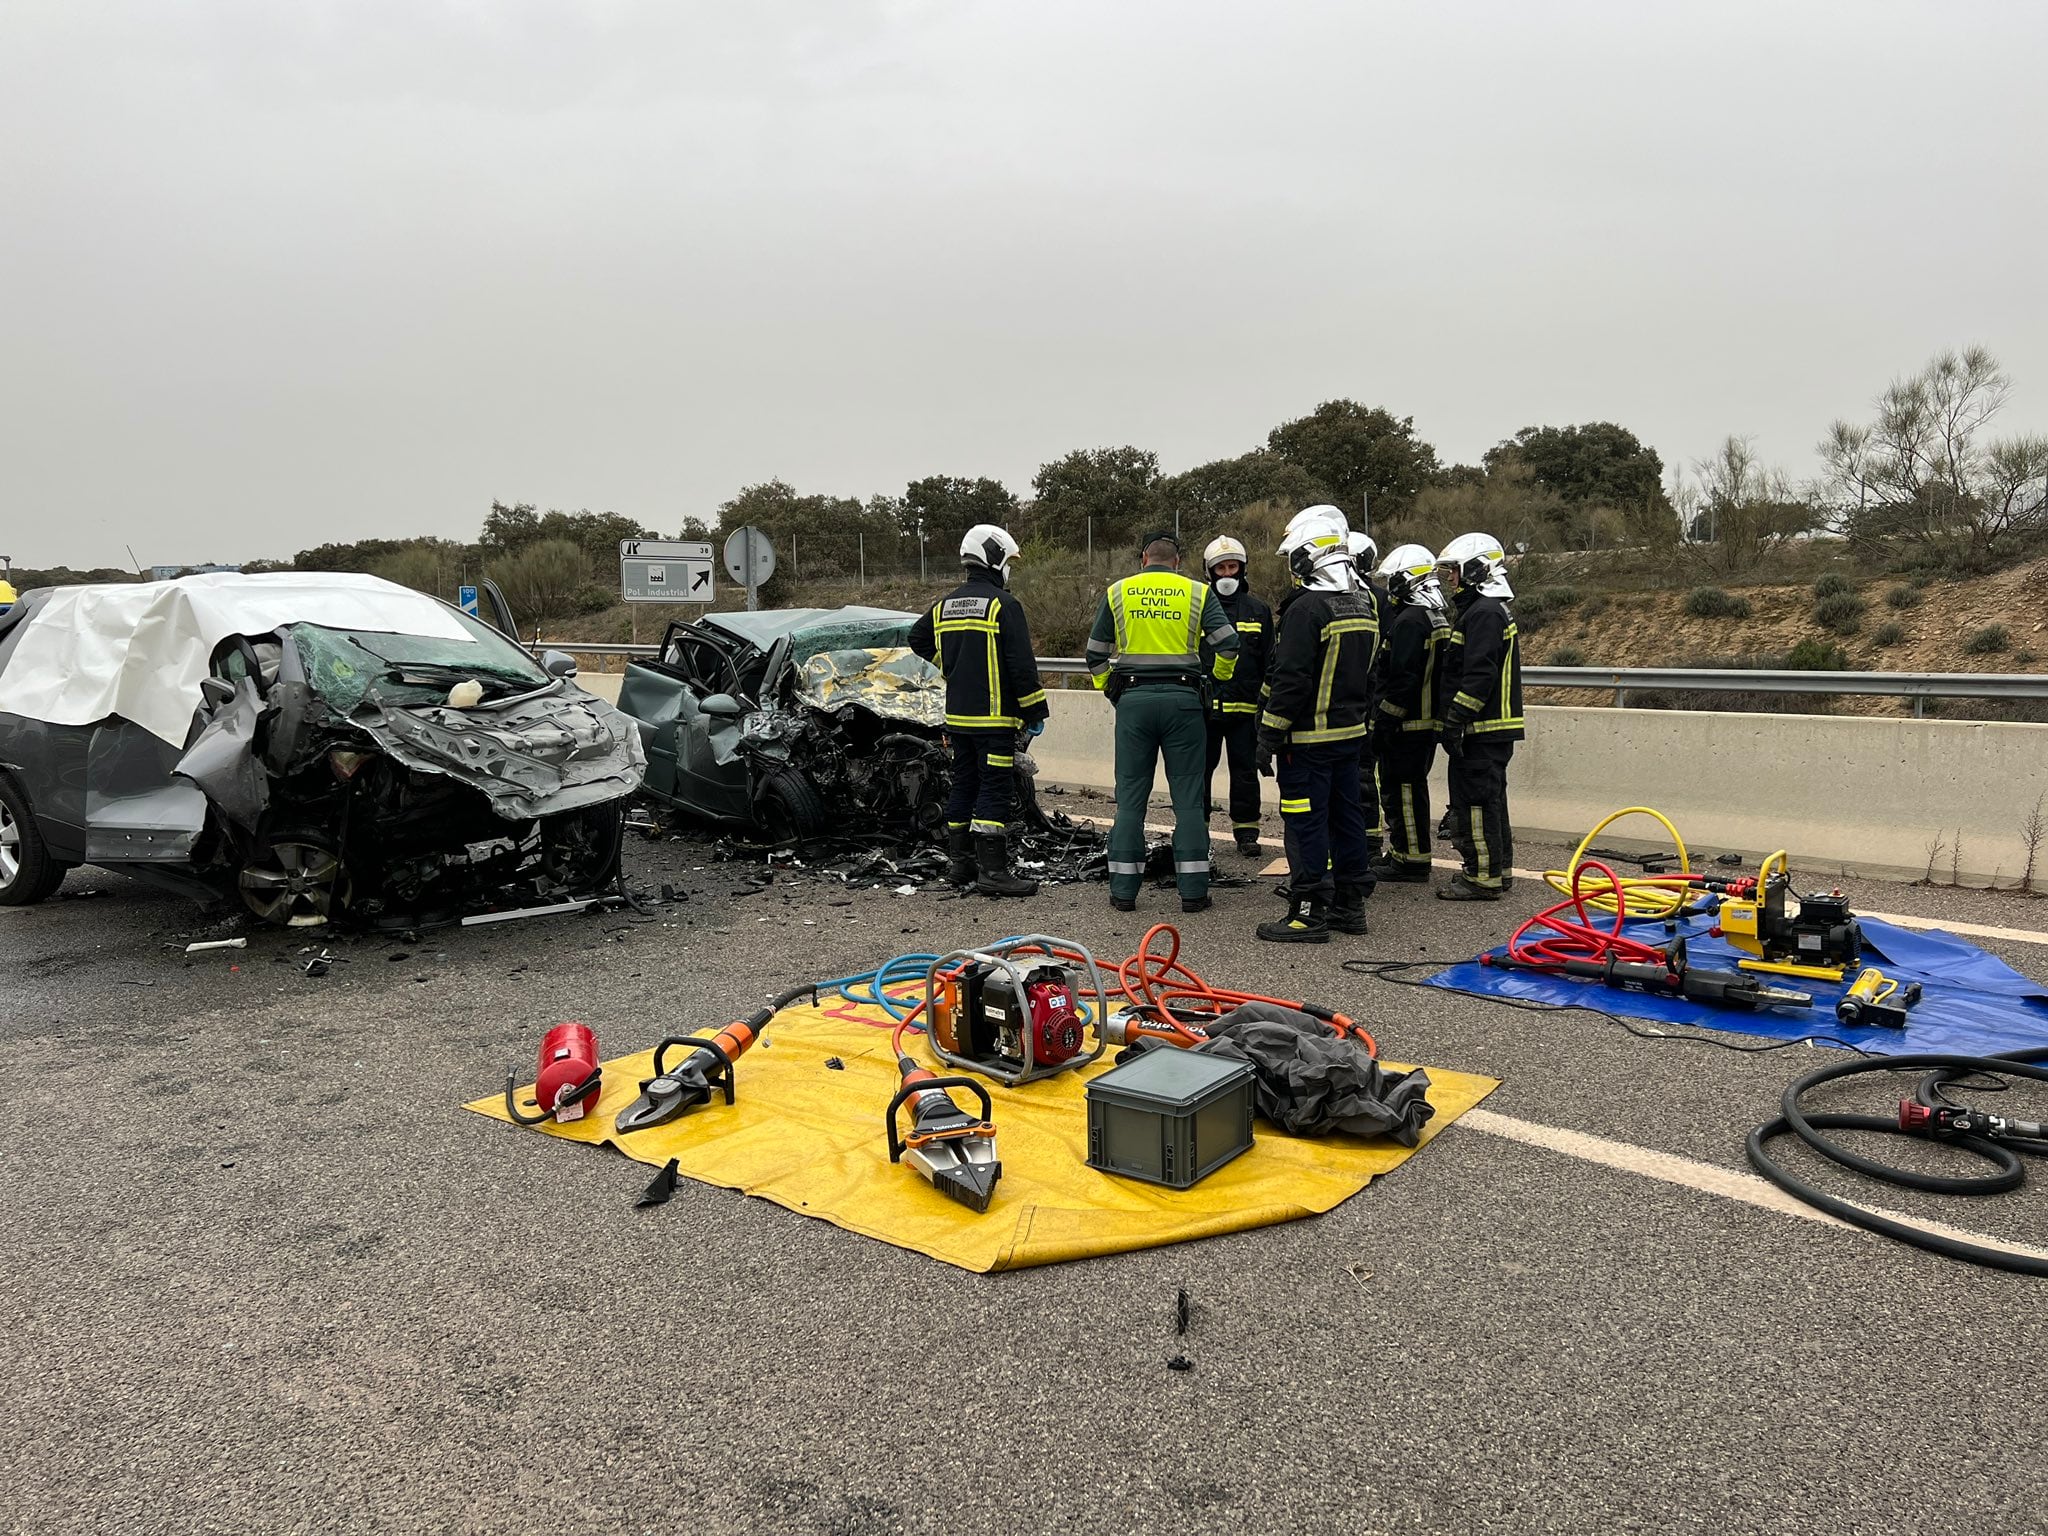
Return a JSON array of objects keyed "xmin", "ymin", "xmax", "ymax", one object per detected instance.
[
  {"xmin": 0, "ymin": 772, "xmax": 63, "ymax": 906},
  {"xmin": 755, "ymin": 767, "xmax": 825, "ymax": 843}
]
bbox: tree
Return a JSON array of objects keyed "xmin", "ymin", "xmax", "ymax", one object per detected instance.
[
  {"xmin": 1158, "ymin": 451, "xmax": 1327, "ymax": 548},
  {"xmin": 1027, "ymin": 446, "xmax": 1163, "ymax": 549},
  {"xmin": 1686, "ymin": 436, "xmax": 1817, "ymax": 575},
  {"xmin": 485, "ymin": 538, "xmax": 590, "ymax": 638},
  {"xmin": 1485, "ymin": 422, "xmax": 1669, "ymax": 510},
  {"xmin": 1406, "ymin": 459, "xmax": 1568, "ymax": 560},
  {"xmin": 479, "ymin": 501, "xmax": 541, "ymax": 557},
  {"xmin": 1820, "ymin": 347, "xmax": 2048, "ymax": 565},
  {"xmin": 371, "ymin": 546, "xmax": 446, "ymax": 596},
  {"xmin": 899, "ymin": 476, "xmax": 1021, "ymax": 551},
  {"xmin": 1265, "ymin": 401, "xmax": 1440, "ymax": 522}
]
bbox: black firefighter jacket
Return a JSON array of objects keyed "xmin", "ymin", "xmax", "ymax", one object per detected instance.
[{"xmin": 908, "ymin": 572, "xmax": 1050, "ymax": 736}]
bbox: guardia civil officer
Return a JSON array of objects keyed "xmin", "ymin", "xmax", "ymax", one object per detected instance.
[
  {"xmin": 1432, "ymin": 531, "xmax": 1524, "ymax": 900},
  {"xmin": 907, "ymin": 524, "xmax": 1049, "ymax": 899},
  {"xmin": 1198, "ymin": 535, "xmax": 1272, "ymax": 857},
  {"xmin": 1254, "ymin": 507, "xmax": 1378, "ymax": 943},
  {"xmin": 1367, "ymin": 544, "xmax": 1451, "ymax": 881},
  {"xmin": 1085, "ymin": 530, "xmax": 1240, "ymax": 913}
]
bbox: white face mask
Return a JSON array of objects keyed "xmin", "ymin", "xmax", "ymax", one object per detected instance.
[{"xmin": 1213, "ymin": 576, "xmax": 1240, "ymax": 597}]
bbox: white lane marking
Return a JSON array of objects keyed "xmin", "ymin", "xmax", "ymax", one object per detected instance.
[{"xmin": 1460, "ymin": 1107, "xmax": 2048, "ymax": 1261}]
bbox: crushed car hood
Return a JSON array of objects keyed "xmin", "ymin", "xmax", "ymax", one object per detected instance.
[{"xmin": 356, "ymin": 685, "xmax": 647, "ymax": 820}]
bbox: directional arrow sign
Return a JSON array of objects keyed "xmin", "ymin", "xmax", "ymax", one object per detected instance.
[{"xmin": 620, "ymin": 541, "xmax": 715, "ymax": 603}]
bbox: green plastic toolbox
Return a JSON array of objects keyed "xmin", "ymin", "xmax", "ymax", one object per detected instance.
[{"xmin": 1084, "ymin": 1047, "xmax": 1255, "ymax": 1189}]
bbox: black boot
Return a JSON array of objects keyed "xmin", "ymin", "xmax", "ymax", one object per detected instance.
[
  {"xmin": 1235, "ymin": 831, "xmax": 1262, "ymax": 857},
  {"xmin": 974, "ymin": 833, "xmax": 1038, "ymax": 898},
  {"xmin": 1328, "ymin": 884, "xmax": 1369, "ymax": 935},
  {"xmin": 1256, "ymin": 895, "xmax": 1329, "ymax": 944},
  {"xmin": 1437, "ymin": 873, "xmax": 1502, "ymax": 902},
  {"xmin": 946, "ymin": 827, "xmax": 977, "ymax": 886},
  {"xmin": 1369, "ymin": 856, "xmax": 1430, "ymax": 883}
]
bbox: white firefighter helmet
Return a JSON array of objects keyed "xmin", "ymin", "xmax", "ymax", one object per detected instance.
[
  {"xmin": 959, "ymin": 524, "xmax": 1020, "ymax": 581},
  {"xmin": 1201, "ymin": 535, "xmax": 1247, "ymax": 574},
  {"xmin": 1276, "ymin": 505, "xmax": 1351, "ymax": 584},
  {"xmin": 1437, "ymin": 531, "xmax": 1513, "ymax": 599},
  {"xmin": 1347, "ymin": 530, "xmax": 1378, "ymax": 572},
  {"xmin": 1375, "ymin": 544, "xmax": 1441, "ymax": 607}
]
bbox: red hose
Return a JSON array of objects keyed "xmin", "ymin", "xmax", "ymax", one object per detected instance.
[{"xmin": 1506, "ymin": 859, "xmax": 1671, "ymax": 973}]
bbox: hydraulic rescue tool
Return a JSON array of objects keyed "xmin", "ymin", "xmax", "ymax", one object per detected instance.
[
  {"xmin": 1835, "ymin": 966, "xmax": 1922, "ymax": 1028},
  {"xmin": 1714, "ymin": 852, "xmax": 1862, "ymax": 982},
  {"xmin": 503, "ymin": 1022, "xmax": 604, "ymax": 1126},
  {"xmin": 614, "ymin": 983, "xmax": 818, "ymax": 1133},
  {"xmin": 884, "ymin": 1059, "xmax": 1001, "ymax": 1211},
  {"xmin": 1484, "ymin": 939, "xmax": 1813, "ymax": 1011},
  {"xmin": 925, "ymin": 936, "xmax": 1107, "ymax": 1085}
]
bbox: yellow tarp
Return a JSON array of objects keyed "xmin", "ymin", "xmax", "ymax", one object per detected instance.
[{"xmin": 466, "ymin": 997, "xmax": 1497, "ymax": 1272}]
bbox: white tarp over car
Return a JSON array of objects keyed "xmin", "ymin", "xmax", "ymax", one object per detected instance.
[{"xmin": 0, "ymin": 572, "xmax": 477, "ymax": 747}]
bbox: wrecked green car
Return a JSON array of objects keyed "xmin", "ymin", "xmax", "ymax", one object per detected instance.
[{"xmin": 617, "ymin": 607, "xmax": 951, "ymax": 841}]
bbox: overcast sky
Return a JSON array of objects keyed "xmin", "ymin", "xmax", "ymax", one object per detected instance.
[{"xmin": 4, "ymin": 0, "xmax": 2043, "ymax": 568}]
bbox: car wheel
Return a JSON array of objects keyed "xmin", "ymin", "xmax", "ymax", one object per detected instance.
[
  {"xmin": 755, "ymin": 767, "xmax": 825, "ymax": 843},
  {"xmin": 0, "ymin": 773, "xmax": 65, "ymax": 906},
  {"xmin": 238, "ymin": 838, "xmax": 352, "ymax": 926}
]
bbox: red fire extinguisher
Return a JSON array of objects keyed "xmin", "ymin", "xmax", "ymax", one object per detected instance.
[{"xmin": 503, "ymin": 1022, "xmax": 602, "ymax": 1125}]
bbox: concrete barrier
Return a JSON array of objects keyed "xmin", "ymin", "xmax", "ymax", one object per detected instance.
[{"xmin": 1035, "ymin": 691, "xmax": 2048, "ymax": 885}]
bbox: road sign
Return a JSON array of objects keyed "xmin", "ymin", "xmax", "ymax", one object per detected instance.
[
  {"xmin": 620, "ymin": 538, "xmax": 714, "ymax": 603},
  {"xmin": 458, "ymin": 584, "xmax": 478, "ymax": 616},
  {"xmin": 722, "ymin": 527, "xmax": 776, "ymax": 611}
]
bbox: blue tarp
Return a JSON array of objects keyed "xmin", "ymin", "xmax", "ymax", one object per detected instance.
[{"xmin": 1426, "ymin": 913, "xmax": 2048, "ymax": 1057}]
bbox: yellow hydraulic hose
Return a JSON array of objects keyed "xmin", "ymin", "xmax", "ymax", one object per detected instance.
[{"xmin": 1542, "ymin": 805, "xmax": 1720, "ymax": 919}]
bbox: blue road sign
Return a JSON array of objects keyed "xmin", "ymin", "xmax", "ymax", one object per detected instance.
[{"xmin": 459, "ymin": 584, "xmax": 479, "ymax": 616}]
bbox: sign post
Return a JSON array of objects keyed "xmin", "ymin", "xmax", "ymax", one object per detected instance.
[
  {"xmin": 458, "ymin": 584, "xmax": 479, "ymax": 617},
  {"xmin": 722, "ymin": 526, "xmax": 777, "ymax": 612},
  {"xmin": 619, "ymin": 539, "xmax": 715, "ymax": 605}
]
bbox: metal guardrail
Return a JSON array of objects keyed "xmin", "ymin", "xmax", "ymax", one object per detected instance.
[{"xmin": 547, "ymin": 643, "xmax": 2045, "ymax": 716}]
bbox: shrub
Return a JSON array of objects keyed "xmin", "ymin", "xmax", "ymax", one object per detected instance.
[
  {"xmin": 2017, "ymin": 649, "xmax": 2039, "ymax": 665},
  {"xmin": 1812, "ymin": 572, "xmax": 1854, "ymax": 599},
  {"xmin": 1884, "ymin": 585, "xmax": 1923, "ymax": 610},
  {"xmin": 1785, "ymin": 638, "xmax": 1851, "ymax": 670},
  {"xmin": 1547, "ymin": 644, "xmax": 1587, "ymax": 667},
  {"xmin": 1963, "ymin": 624, "xmax": 2011, "ymax": 655},
  {"xmin": 1872, "ymin": 620, "xmax": 1905, "ymax": 648},
  {"xmin": 1813, "ymin": 592, "xmax": 1867, "ymax": 635},
  {"xmin": 1684, "ymin": 586, "xmax": 1752, "ymax": 619},
  {"xmin": 1548, "ymin": 586, "xmax": 1581, "ymax": 609},
  {"xmin": 1580, "ymin": 594, "xmax": 1609, "ymax": 619}
]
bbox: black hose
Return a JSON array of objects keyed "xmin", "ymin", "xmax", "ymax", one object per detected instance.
[{"xmin": 1746, "ymin": 1049, "xmax": 2048, "ymax": 1276}]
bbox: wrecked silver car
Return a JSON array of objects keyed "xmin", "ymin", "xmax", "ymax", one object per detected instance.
[
  {"xmin": 618, "ymin": 607, "xmax": 952, "ymax": 841},
  {"xmin": 0, "ymin": 572, "xmax": 645, "ymax": 924}
]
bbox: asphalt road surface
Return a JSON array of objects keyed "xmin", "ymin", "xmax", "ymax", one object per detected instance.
[{"xmin": 5, "ymin": 792, "xmax": 2045, "ymax": 1535}]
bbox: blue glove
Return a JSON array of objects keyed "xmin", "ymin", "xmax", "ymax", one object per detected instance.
[{"xmin": 1025, "ymin": 719, "xmax": 1046, "ymax": 740}]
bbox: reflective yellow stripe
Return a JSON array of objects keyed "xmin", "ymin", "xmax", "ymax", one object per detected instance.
[
  {"xmin": 1016, "ymin": 689, "xmax": 1047, "ymax": 707},
  {"xmin": 946, "ymin": 712, "xmax": 1023, "ymax": 729},
  {"xmin": 1220, "ymin": 701, "xmax": 1258, "ymax": 715},
  {"xmin": 1290, "ymin": 723, "xmax": 1368, "ymax": 744},
  {"xmin": 1279, "ymin": 798, "xmax": 1311, "ymax": 814},
  {"xmin": 1236, "ymin": 621, "xmax": 1263, "ymax": 633},
  {"xmin": 1260, "ymin": 711, "xmax": 1290, "ymax": 731},
  {"xmin": 1400, "ymin": 783, "xmax": 1418, "ymax": 854},
  {"xmin": 970, "ymin": 818, "xmax": 1004, "ymax": 833},
  {"xmin": 1454, "ymin": 691, "xmax": 1485, "ymax": 712},
  {"xmin": 985, "ymin": 754, "xmax": 1014, "ymax": 767},
  {"xmin": 1471, "ymin": 717, "xmax": 1524, "ymax": 732}
]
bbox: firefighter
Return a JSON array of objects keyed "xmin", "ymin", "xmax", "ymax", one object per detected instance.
[
  {"xmin": 1432, "ymin": 531, "xmax": 1523, "ymax": 900},
  {"xmin": 907, "ymin": 524, "xmax": 1050, "ymax": 899},
  {"xmin": 1085, "ymin": 530, "xmax": 1241, "ymax": 913},
  {"xmin": 1254, "ymin": 506, "xmax": 1378, "ymax": 943},
  {"xmin": 1198, "ymin": 535, "xmax": 1272, "ymax": 857},
  {"xmin": 1346, "ymin": 529, "xmax": 1385, "ymax": 863},
  {"xmin": 1368, "ymin": 544, "xmax": 1450, "ymax": 881}
]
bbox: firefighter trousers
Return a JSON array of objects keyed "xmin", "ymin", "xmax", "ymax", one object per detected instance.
[
  {"xmin": 1376, "ymin": 732, "xmax": 1438, "ymax": 867},
  {"xmin": 1109, "ymin": 685, "xmax": 1209, "ymax": 902},
  {"xmin": 1447, "ymin": 736, "xmax": 1514, "ymax": 889},
  {"xmin": 1276, "ymin": 740, "xmax": 1370, "ymax": 904},
  {"xmin": 944, "ymin": 730, "xmax": 1017, "ymax": 836},
  {"xmin": 1203, "ymin": 710, "xmax": 1261, "ymax": 841}
]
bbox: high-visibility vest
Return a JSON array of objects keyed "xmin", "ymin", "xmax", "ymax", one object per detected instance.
[{"xmin": 1107, "ymin": 570, "xmax": 1206, "ymax": 669}]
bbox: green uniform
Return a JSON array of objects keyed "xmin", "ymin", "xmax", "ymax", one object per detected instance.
[{"xmin": 1085, "ymin": 563, "xmax": 1241, "ymax": 902}]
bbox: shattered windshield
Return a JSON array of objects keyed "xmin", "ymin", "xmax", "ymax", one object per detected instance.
[{"xmin": 293, "ymin": 613, "xmax": 550, "ymax": 713}]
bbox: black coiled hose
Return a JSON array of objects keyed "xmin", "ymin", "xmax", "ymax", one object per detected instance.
[{"xmin": 1746, "ymin": 1047, "xmax": 2048, "ymax": 1276}]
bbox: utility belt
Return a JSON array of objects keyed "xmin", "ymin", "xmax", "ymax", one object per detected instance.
[{"xmin": 1107, "ymin": 668, "xmax": 1207, "ymax": 705}]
